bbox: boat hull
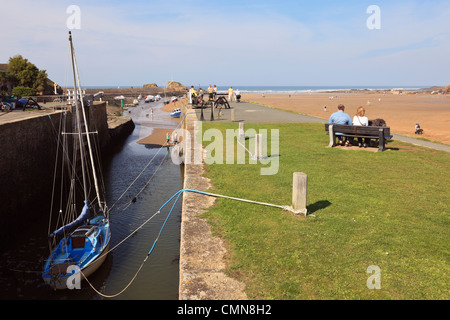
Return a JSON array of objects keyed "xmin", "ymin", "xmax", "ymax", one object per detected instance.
[
  {"xmin": 43, "ymin": 217, "xmax": 111, "ymax": 290},
  {"xmin": 43, "ymin": 241, "xmax": 110, "ymax": 290},
  {"xmin": 170, "ymin": 108, "xmax": 181, "ymax": 118}
]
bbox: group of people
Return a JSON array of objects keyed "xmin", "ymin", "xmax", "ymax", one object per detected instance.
[
  {"xmin": 189, "ymin": 86, "xmax": 211, "ymax": 104},
  {"xmin": 189, "ymin": 85, "xmax": 241, "ymax": 104},
  {"xmin": 227, "ymin": 86, "xmax": 241, "ymax": 102},
  {"xmin": 328, "ymin": 104, "xmax": 370, "ymax": 148},
  {"xmin": 330, "ymin": 104, "xmax": 424, "ymax": 146}
]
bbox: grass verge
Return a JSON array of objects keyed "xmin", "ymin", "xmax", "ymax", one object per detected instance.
[{"xmin": 200, "ymin": 122, "xmax": 449, "ymax": 300}]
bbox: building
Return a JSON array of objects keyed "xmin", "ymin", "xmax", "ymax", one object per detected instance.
[{"xmin": 0, "ymin": 63, "xmax": 62, "ymax": 95}]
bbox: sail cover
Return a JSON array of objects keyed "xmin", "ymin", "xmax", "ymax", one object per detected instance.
[{"xmin": 50, "ymin": 201, "xmax": 91, "ymax": 237}]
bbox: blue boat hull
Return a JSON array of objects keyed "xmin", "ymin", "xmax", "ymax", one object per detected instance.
[{"xmin": 43, "ymin": 215, "xmax": 111, "ymax": 290}]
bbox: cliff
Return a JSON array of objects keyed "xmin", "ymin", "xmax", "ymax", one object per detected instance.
[{"xmin": 166, "ymin": 81, "xmax": 188, "ymax": 93}]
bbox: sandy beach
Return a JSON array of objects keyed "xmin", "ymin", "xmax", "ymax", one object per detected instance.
[{"xmin": 243, "ymin": 92, "xmax": 450, "ymax": 145}]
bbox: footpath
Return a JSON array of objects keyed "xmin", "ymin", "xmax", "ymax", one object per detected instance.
[{"xmin": 202, "ymin": 100, "xmax": 450, "ymax": 152}]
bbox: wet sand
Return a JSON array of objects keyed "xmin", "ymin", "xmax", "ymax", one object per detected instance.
[
  {"xmin": 134, "ymin": 100, "xmax": 182, "ymax": 147},
  {"xmin": 136, "ymin": 128, "xmax": 172, "ymax": 147},
  {"xmin": 244, "ymin": 93, "xmax": 450, "ymax": 145}
]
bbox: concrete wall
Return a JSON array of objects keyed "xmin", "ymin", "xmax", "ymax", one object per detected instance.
[
  {"xmin": 0, "ymin": 112, "xmax": 66, "ymax": 235},
  {"xmin": 0, "ymin": 102, "xmax": 133, "ymax": 250}
]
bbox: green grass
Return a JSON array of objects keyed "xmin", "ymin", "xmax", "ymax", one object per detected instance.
[
  {"xmin": 415, "ymin": 136, "xmax": 450, "ymax": 146},
  {"xmin": 200, "ymin": 122, "xmax": 450, "ymax": 300}
]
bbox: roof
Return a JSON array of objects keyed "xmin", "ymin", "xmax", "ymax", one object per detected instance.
[{"xmin": 0, "ymin": 64, "xmax": 9, "ymax": 72}]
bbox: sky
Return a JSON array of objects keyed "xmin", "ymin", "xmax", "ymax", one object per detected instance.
[{"xmin": 1, "ymin": 0, "xmax": 449, "ymax": 88}]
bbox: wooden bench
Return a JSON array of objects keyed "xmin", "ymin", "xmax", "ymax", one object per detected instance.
[{"xmin": 325, "ymin": 124, "xmax": 393, "ymax": 152}]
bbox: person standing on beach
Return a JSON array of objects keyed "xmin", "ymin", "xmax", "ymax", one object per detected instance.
[
  {"xmin": 189, "ymin": 86, "xmax": 198, "ymax": 105},
  {"xmin": 235, "ymin": 89, "xmax": 241, "ymax": 102},
  {"xmin": 228, "ymin": 86, "xmax": 233, "ymax": 102},
  {"xmin": 329, "ymin": 104, "xmax": 353, "ymax": 146},
  {"xmin": 189, "ymin": 86, "xmax": 195, "ymax": 104},
  {"xmin": 208, "ymin": 85, "xmax": 214, "ymax": 101},
  {"xmin": 213, "ymin": 85, "xmax": 218, "ymax": 99}
]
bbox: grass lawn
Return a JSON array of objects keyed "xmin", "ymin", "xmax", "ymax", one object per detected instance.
[{"xmin": 200, "ymin": 122, "xmax": 449, "ymax": 300}]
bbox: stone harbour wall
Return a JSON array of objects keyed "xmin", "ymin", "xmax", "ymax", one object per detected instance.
[{"xmin": 0, "ymin": 102, "xmax": 134, "ymax": 250}]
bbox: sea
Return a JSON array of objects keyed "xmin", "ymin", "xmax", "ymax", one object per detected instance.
[{"xmin": 85, "ymin": 85, "xmax": 424, "ymax": 95}]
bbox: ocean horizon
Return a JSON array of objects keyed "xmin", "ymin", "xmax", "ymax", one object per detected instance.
[{"xmin": 84, "ymin": 85, "xmax": 426, "ymax": 94}]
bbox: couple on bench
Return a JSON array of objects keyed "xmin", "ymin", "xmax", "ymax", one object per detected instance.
[{"xmin": 329, "ymin": 104, "xmax": 370, "ymax": 148}]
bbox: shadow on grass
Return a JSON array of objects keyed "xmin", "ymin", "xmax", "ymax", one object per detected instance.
[{"xmin": 307, "ymin": 200, "xmax": 332, "ymax": 214}]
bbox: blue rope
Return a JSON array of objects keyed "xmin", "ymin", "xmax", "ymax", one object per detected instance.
[
  {"xmin": 145, "ymin": 187, "xmax": 289, "ymax": 258},
  {"xmin": 146, "ymin": 188, "xmax": 211, "ymax": 256}
]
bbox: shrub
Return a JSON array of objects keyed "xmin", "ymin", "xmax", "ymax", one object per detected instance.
[{"xmin": 12, "ymin": 86, "xmax": 36, "ymax": 97}]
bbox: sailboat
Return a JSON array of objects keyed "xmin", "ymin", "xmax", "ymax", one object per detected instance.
[{"xmin": 42, "ymin": 32, "xmax": 111, "ymax": 290}]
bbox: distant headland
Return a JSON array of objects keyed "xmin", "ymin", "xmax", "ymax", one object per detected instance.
[{"xmin": 84, "ymin": 81, "xmax": 188, "ymax": 97}]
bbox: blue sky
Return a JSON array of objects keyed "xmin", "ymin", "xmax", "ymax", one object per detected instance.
[{"xmin": 1, "ymin": 0, "xmax": 449, "ymax": 87}]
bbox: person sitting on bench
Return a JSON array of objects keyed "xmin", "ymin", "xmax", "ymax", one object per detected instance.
[
  {"xmin": 353, "ymin": 106, "xmax": 369, "ymax": 148},
  {"xmin": 328, "ymin": 104, "xmax": 353, "ymax": 146}
]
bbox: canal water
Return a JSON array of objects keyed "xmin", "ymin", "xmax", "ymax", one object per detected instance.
[{"xmin": 0, "ymin": 99, "xmax": 183, "ymax": 299}]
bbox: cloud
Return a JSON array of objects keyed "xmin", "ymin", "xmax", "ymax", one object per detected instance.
[{"xmin": 2, "ymin": 0, "xmax": 449, "ymax": 86}]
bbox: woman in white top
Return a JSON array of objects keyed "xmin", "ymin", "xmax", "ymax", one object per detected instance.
[{"xmin": 353, "ymin": 106, "xmax": 369, "ymax": 147}]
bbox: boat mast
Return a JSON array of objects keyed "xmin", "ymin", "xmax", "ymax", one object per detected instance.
[
  {"xmin": 68, "ymin": 31, "xmax": 104, "ymax": 213},
  {"xmin": 69, "ymin": 31, "xmax": 89, "ymax": 202}
]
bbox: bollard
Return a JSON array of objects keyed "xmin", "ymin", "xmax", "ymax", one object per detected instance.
[
  {"xmin": 292, "ymin": 172, "xmax": 307, "ymax": 215},
  {"xmin": 255, "ymin": 134, "xmax": 263, "ymax": 160},
  {"xmin": 200, "ymin": 105, "xmax": 204, "ymax": 121},
  {"xmin": 231, "ymin": 108, "xmax": 235, "ymax": 122},
  {"xmin": 210, "ymin": 102, "xmax": 215, "ymax": 121},
  {"xmin": 328, "ymin": 125, "xmax": 335, "ymax": 147}
]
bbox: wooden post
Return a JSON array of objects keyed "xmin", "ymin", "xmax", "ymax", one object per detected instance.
[
  {"xmin": 292, "ymin": 172, "xmax": 307, "ymax": 215},
  {"xmin": 231, "ymin": 108, "xmax": 235, "ymax": 122},
  {"xmin": 238, "ymin": 122, "xmax": 245, "ymax": 140},
  {"xmin": 328, "ymin": 124, "xmax": 335, "ymax": 147},
  {"xmin": 378, "ymin": 128, "xmax": 384, "ymax": 152},
  {"xmin": 255, "ymin": 133, "xmax": 263, "ymax": 160}
]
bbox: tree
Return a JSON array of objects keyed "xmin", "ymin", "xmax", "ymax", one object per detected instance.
[
  {"xmin": 445, "ymin": 84, "xmax": 450, "ymax": 93},
  {"xmin": 7, "ymin": 55, "xmax": 47, "ymax": 93},
  {"xmin": 8, "ymin": 55, "xmax": 28, "ymax": 76},
  {"xmin": 34, "ymin": 69, "xmax": 48, "ymax": 93}
]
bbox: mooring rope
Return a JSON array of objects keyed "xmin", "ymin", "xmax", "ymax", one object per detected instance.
[
  {"xmin": 80, "ymin": 188, "xmax": 185, "ymax": 298},
  {"xmin": 80, "ymin": 187, "xmax": 307, "ymax": 297},
  {"xmin": 108, "ymin": 109, "xmax": 196, "ymax": 214}
]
